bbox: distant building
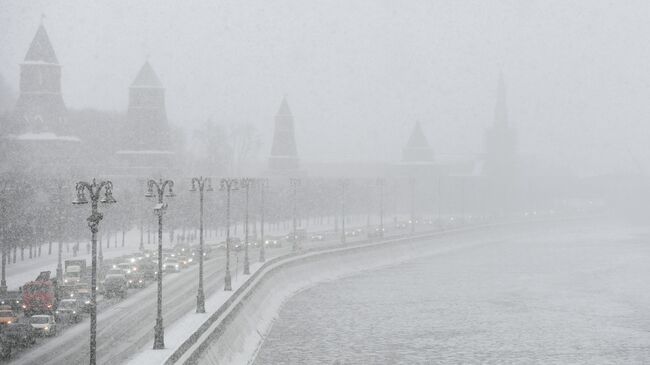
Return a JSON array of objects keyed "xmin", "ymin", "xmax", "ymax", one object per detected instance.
[
  {"xmin": 268, "ymin": 97, "xmax": 301, "ymax": 175},
  {"xmin": 1, "ymin": 23, "xmax": 81, "ymax": 176},
  {"xmin": 483, "ymin": 73, "xmax": 517, "ymax": 213},
  {"xmin": 114, "ymin": 62, "xmax": 176, "ymax": 178},
  {"xmin": 402, "ymin": 122, "xmax": 434, "ymax": 163}
]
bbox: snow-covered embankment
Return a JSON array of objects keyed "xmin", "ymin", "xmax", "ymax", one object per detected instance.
[{"xmin": 169, "ymin": 220, "xmax": 548, "ymax": 364}]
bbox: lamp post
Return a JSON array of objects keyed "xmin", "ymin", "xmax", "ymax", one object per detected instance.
[
  {"xmin": 289, "ymin": 178, "xmax": 300, "ymax": 252},
  {"xmin": 220, "ymin": 178, "xmax": 239, "ymax": 291},
  {"xmin": 145, "ymin": 178, "xmax": 175, "ymax": 350},
  {"xmin": 377, "ymin": 178, "xmax": 385, "ymax": 238},
  {"xmin": 190, "ymin": 177, "xmax": 212, "ymax": 313},
  {"xmin": 240, "ymin": 178, "xmax": 253, "ymax": 275},
  {"xmin": 340, "ymin": 179, "xmax": 349, "ymax": 244},
  {"xmin": 259, "ymin": 178, "xmax": 268, "ymax": 262},
  {"xmin": 73, "ymin": 179, "xmax": 116, "ymax": 365},
  {"xmin": 409, "ymin": 177, "xmax": 415, "ymax": 235}
]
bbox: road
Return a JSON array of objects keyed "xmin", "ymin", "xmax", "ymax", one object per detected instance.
[{"xmin": 9, "ymin": 225, "xmax": 394, "ymax": 364}]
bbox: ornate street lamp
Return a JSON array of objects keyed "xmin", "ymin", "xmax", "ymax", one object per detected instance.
[
  {"xmin": 289, "ymin": 178, "xmax": 300, "ymax": 252},
  {"xmin": 409, "ymin": 177, "xmax": 416, "ymax": 235},
  {"xmin": 340, "ymin": 179, "xmax": 349, "ymax": 244},
  {"xmin": 72, "ymin": 178, "xmax": 116, "ymax": 365},
  {"xmin": 240, "ymin": 178, "xmax": 254, "ymax": 275},
  {"xmin": 220, "ymin": 178, "xmax": 239, "ymax": 291},
  {"xmin": 190, "ymin": 177, "xmax": 212, "ymax": 313},
  {"xmin": 145, "ymin": 178, "xmax": 175, "ymax": 350},
  {"xmin": 258, "ymin": 178, "xmax": 268, "ymax": 263},
  {"xmin": 377, "ymin": 178, "xmax": 385, "ymax": 238}
]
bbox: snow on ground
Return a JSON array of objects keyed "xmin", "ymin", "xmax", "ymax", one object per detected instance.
[
  {"xmin": 124, "ymin": 259, "xmax": 267, "ymax": 365},
  {"xmin": 4, "ymin": 215, "xmax": 371, "ymax": 290}
]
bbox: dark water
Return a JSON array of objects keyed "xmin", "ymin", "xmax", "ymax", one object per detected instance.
[{"xmin": 253, "ymin": 226, "xmax": 650, "ymax": 364}]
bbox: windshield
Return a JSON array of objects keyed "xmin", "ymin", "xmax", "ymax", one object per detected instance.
[
  {"xmin": 31, "ymin": 316, "xmax": 49, "ymax": 324},
  {"xmin": 0, "ymin": 311, "xmax": 14, "ymax": 317},
  {"xmin": 107, "ymin": 269, "xmax": 123, "ymax": 276},
  {"xmin": 58, "ymin": 301, "xmax": 75, "ymax": 309},
  {"xmin": 66, "ymin": 272, "xmax": 80, "ymax": 278}
]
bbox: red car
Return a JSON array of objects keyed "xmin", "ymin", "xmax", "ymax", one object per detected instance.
[{"xmin": 22, "ymin": 280, "xmax": 56, "ymax": 317}]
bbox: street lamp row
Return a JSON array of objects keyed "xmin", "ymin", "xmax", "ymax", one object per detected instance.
[{"xmin": 67, "ymin": 175, "xmax": 391, "ymax": 364}]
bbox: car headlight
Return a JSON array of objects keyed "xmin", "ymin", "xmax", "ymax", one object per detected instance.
[
  {"xmin": 175, "ymin": 265, "xmax": 179, "ymax": 269},
  {"xmin": 64, "ymin": 279, "xmax": 68, "ymax": 283},
  {"xmin": 44, "ymin": 326, "xmax": 49, "ymax": 331},
  {"xmin": 72, "ymin": 311, "xmax": 76, "ymax": 314},
  {"xmin": 85, "ymin": 301, "xmax": 90, "ymax": 305},
  {"xmin": 22, "ymin": 305, "xmax": 26, "ymax": 309},
  {"xmin": 47, "ymin": 304, "xmax": 52, "ymax": 308}
]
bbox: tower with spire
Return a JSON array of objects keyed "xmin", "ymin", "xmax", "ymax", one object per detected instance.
[
  {"xmin": 483, "ymin": 72, "xmax": 517, "ymax": 213},
  {"xmin": 0, "ymin": 22, "xmax": 82, "ymax": 177},
  {"xmin": 402, "ymin": 122, "xmax": 434, "ymax": 163},
  {"xmin": 484, "ymin": 72, "xmax": 516, "ymax": 180},
  {"xmin": 126, "ymin": 61, "xmax": 170, "ymax": 150},
  {"xmin": 114, "ymin": 61, "xmax": 175, "ymax": 176},
  {"xmin": 268, "ymin": 97, "xmax": 300, "ymax": 172},
  {"xmin": 12, "ymin": 22, "xmax": 67, "ymax": 134}
]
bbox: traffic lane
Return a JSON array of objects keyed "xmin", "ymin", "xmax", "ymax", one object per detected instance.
[
  {"xmin": 16, "ymin": 247, "xmax": 290, "ymax": 364},
  {"xmin": 10, "ymin": 230, "xmax": 380, "ymax": 364}
]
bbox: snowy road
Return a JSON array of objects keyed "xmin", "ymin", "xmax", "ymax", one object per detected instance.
[{"xmin": 8, "ymin": 223, "xmax": 389, "ymax": 365}]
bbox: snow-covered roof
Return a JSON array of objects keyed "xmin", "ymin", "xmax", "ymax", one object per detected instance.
[
  {"xmin": 131, "ymin": 61, "xmax": 163, "ymax": 88},
  {"xmin": 24, "ymin": 24, "xmax": 59, "ymax": 64}
]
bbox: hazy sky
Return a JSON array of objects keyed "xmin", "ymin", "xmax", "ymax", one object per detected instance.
[{"xmin": 2, "ymin": 0, "xmax": 650, "ymax": 176}]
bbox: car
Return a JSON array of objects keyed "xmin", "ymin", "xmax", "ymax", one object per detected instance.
[
  {"xmin": 395, "ymin": 222, "xmax": 408, "ymax": 229},
  {"xmin": 55, "ymin": 299, "xmax": 82, "ymax": 323},
  {"xmin": 75, "ymin": 293, "xmax": 92, "ymax": 313},
  {"xmin": 4, "ymin": 323, "xmax": 36, "ymax": 347},
  {"xmin": 177, "ymin": 255, "xmax": 190, "ymax": 269},
  {"xmin": 104, "ymin": 268, "xmax": 126, "ymax": 280},
  {"xmin": 102, "ymin": 274, "xmax": 128, "ymax": 299},
  {"xmin": 368, "ymin": 227, "xmax": 385, "ymax": 238},
  {"xmin": 126, "ymin": 271, "xmax": 146, "ymax": 289},
  {"xmin": 264, "ymin": 238, "xmax": 281, "ymax": 248},
  {"xmin": 0, "ymin": 307, "xmax": 18, "ymax": 325},
  {"xmin": 30, "ymin": 315, "xmax": 57, "ymax": 337},
  {"xmin": 163, "ymin": 259, "xmax": 180, "ymax": 273},
  {"xmin": 139, "ymin": 260, "xmax": 157, "ymax": 281},
  {"xmin": 311, "ymin": 234, "xmax": 325, "ymax": 241}
]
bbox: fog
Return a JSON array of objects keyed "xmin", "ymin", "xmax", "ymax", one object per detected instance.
[
  {"xmin": 1, "ymin": 2, "xmax": 650, "ymax": 364},
  {"xmin": 2, "ymin": 0, "xmax": 650, "ymax": 173}
]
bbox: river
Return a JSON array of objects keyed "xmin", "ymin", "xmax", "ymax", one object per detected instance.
[{"xmin": 253, "ymin": 222, "xmax": 650, "ymax": 364}]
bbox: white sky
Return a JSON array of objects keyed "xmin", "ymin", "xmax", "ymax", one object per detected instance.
[{"xmin": 1, "ymin": 0, "xmax": 650, "ymax": 175}]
